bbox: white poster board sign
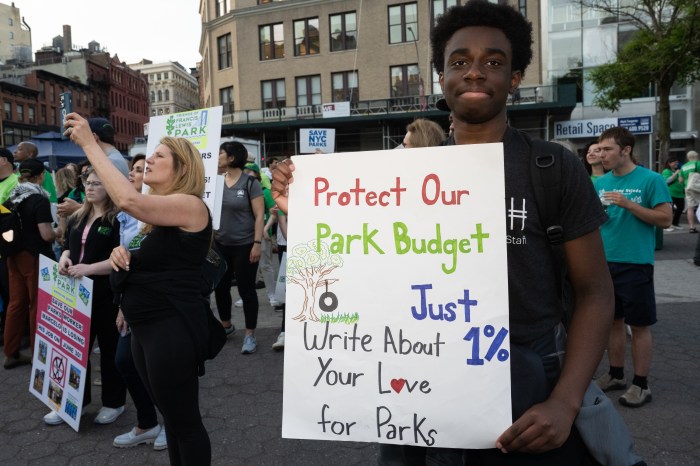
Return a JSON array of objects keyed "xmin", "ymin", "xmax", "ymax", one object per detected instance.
[
  {"xmin": 30, "ymin": 255, "xmax": 93, "ymax": 432},
  {"xmin": 300, "ymin": 128, "xmax": 335, "ymax": 154},
  {"xmin": 323, "ymin": 102, "xmax": 350, "ymax": 118},
  {"xmin": 282, "ymin": 145, "xmax": 512, "ymax": 449},
  {"xmin": 146, "ymin": 107, "xmax": 224, "ymax": 228}
]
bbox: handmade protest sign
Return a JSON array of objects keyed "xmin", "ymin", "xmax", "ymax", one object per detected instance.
[
  {"xmin": 29, "ymin": 255, "xmax": 93, "ymax": 432},
  {"xmin": 281, "ymin": 144, "xmax": 511, "ymax": 449},
  {"xmin": 146, "ymin": 106, "xmax": 224, "ymax": 227}
]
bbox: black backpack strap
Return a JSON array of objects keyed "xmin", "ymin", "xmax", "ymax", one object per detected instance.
[
  {"xmin": 528, "ymin": 137, "xmax": 575, "ymax": 327},
  {"xmin": 529, "ymin": 139, "xmax": 565, "ymax": 245}
]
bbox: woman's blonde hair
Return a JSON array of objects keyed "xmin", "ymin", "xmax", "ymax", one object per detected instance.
[
  {"xmin": 406, "ymin": 118, "xmax": 446, "ymax": 148},
  {"xmin": 70, "ymin": 168, "xmax": 120, "ymax": 227},
  {"xmin": 55, "ymin": 167, "xmax": 77, "ymax": 194},
  {"xmin": 142, "ymin": 137, "xmax": 205, "ymax": 234}
]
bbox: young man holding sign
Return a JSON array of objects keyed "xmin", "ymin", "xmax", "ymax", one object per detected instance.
[{"xmin": 273, "ymin": 1, "xmax": 616, "ymax": 464}]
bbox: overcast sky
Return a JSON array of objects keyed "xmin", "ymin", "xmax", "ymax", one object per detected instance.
[{"xmin": 16, "ymin": 0, "xmax": 202, "ymax": 69}]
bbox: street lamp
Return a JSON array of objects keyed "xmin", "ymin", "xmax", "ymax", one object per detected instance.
[{"xmin": 407, "ymin": 26, "xmax": 426, "ymax": 111}]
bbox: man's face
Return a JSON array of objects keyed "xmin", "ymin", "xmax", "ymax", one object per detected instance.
[
  {"xmin": 598, "ymin": 138, "xmax": 629, "ymax": 171},
  {"xmin": 14, "ymin": 143, "xmax": 33, "ymax": 162},
  {"xmin": 439, "ymin": 26, "xmax": 521, "ymax": 127}
]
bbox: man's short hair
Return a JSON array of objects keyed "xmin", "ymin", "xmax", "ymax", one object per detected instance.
[
  {"xmin": 599, "ymin": 127, "xmax": 636, "ymax": 153},
  {"xmin": 687, "ymin": 150, "xmax": 699, "ymax": 161},
  {"xmin": 0, "ymin": 147, "xmax": 13, "ymax": 164},
  {"xmin": 88, "ymin": 117, "xmax": 116, "ymax": 145},
  {"xmin": 19, "ymin": 141, "xmax": 39, "ymax": 158},
  {"xmin": 431, "ymin": 0, "xmax": 533, "ymax": 75}
]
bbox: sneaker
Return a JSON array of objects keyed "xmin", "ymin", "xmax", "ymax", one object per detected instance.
[
  {"xmin": 3, "ymin": 353, "xmax": 32, "ymax": 369},
  {"xmin": 44, "ymin": 410, "xmax": 65, "ymax": 426},
  {"xmin": 272, "ymin": 332, "xmax": 285, "ymax": 351},
  {"xmin": 241, "ymin": 335, "xmax": 257, "ymax": 354},
  {"xmin": 113, "ymin": 425, "xmax": 160, "ymax": 448},
  {"xmin": 93, "ymin": 346, "xmax": 101, "ymax": 354},
  {"xmin": 269, "ymin": 297, "xmax": 281, "ymax": 307},
  {"xmin": 595, "ymin": 373, "xmax": 627, "ymax": 391},
  {"xmin": 44, "ymin": 408, "xmax": 87, "ymax": 425},
  {"xmin": 154, "ymin": 425, "xmax": 168, "ymax": 451},
  {"xmin": 234, "ymin": 298, "xmax": 243, "ymax": 307},
  {"xmin": 93, "ymin": 376, "xmax": 102, "ymax": 386},
  {"xmin": 619, "ymin": 384, "xmax": 652, "ymax": 407},
  {"xmin": 223, "ymin": 323, "xmax": 235, "ymax": 335},
  {"xmin": 664, "ymin": 227, "xmax": 675, "ymax": 232},
  {"xmin": 94, "ymin": 406, "xmax": 125, "ymax": 424}
]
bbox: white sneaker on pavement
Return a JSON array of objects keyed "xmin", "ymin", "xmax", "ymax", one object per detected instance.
[
  {"xmin": 272, "ymin": 332, "xmax": 285, "ymax": 351},
  {"xmin": 113, "ymin": 425, "xmax": 160, "ymax": 448},
  {"xmin": 94, "ymin": 406, "xmax": 125, "ymax": 424},
  {"xmin": 234, "ymin": 298, "xmax": 243, "ymax": 307},
  {"xmin": 44, "ymin": 410, "xmax": 65, "ymax": 425},
  {"xmin": 154, "ymin": 425, "xmax": 168, "ymax": 451},
  {"xmin": 269, "ymin": 297, "xmax": 281, "ymax": 307}
]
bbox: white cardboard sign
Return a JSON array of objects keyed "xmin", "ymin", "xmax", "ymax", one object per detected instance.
[{"xmin": 282, "ymin": 144, "xmax": 512, "ymax": 449}]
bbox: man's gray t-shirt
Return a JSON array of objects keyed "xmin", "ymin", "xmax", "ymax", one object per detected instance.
[
  {"xmin": 105, "ymin": 146, "xmax": 130, "ymax": 178},
  {"xmin": 215, "ymin": 173, "xmax": 263, "ymax": 246}
]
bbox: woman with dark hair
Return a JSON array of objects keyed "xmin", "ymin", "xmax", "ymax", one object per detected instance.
[
  {"xmin": 45, "ymin": 168, "xmax": 127, "ymax": 426},
  {"xmin": 582, "ymin": 142, "xmax": 606, "ymax": 181},
  {"xmin": 3, "ymin": 159, "xmax": 56, "ymax": 369},
  {"xmin": 661, "ymin": 156, "xmax": 685, "ymax": 230},
  {"xmin": 214, "ymin": 141, "xmax": 265, "ymax": 354},
  {"xmin": 66, "ymin": 112, "xmax": 212, "ymax": 465}
]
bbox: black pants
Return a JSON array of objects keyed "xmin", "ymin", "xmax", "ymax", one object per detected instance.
[
  {"xmin": 278, "ymin": 245, "xmax": 287, "ymax": 333},
  {"xmin": 671, "ymin": 197, "xmax": 685, "ymax": 226},
  {"xmin": 694, "ymin": 233, "xmax": 700, "ymax": 266},
  {"xmin": 213, "ymin": 242, "xmax": 259, "ymax": 329},
  {"xmin": 86, "ymin": 301, "xmax": 126, "ymax": 408},
  {"xmin": 131, "ymin": 315, "xmax": 210, "ymax": 466},
  {"xmin": 115, "ymin": 332, "xmax": 158, "ymax": 429}
]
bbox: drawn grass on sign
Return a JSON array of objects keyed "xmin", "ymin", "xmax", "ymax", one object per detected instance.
[
  {"xmin": 287, "ymin": 239, "xmax": 343, "ymax": 323},
  {"xmin": 319, "ymin": 312, "xmax": 360, "ymax": 325}
]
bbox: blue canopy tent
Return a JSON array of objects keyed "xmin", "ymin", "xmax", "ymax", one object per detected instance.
[{"xmin": 8, "ymin": 132, "xmax": 86, "ymax": 171}]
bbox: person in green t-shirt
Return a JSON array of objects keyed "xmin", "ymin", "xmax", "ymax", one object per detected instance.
[
  {"xmin": 661, "ymin": 156, "xmax": 685, "ymax": 229},
  {"xmin": 0, "ymin": 148, "xmax": 18, "ymax": 204},
  {"xmin": 680, "ymin": 150, "xmax": 700, "ymax": 232},
  {"xmin": 12, "ymin": 141, "xmax": 57, "ymax": 203}
]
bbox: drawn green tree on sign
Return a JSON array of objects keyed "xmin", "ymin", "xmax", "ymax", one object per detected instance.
[
  {"xmin": 165, "ymin": 116, "xmax": 176, "ymax": 136},
  {"xmin": 287, "ymin": 239, "xmax": 343, "ymax": 322}
]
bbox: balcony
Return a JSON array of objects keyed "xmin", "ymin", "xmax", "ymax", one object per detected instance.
[{"xmin": 221, "ymin": 84, "xmax": 569, "ymax": 126}]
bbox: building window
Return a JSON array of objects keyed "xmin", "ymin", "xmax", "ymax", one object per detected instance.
[
  {"xmin": 39, "ymin": 81, "xmax": 45, "ymax": 99},
  {"xmin": 261, "ymin": 79, "xmax": 286, "ymax": 109},
  {"xmin": 519, "ymin": 0, "xmax": 526, "ymax": 16},
  {"xmin": 431, "ymin": 65, "xmax": 442, "ymax": 95},
  {"xmin": 151, "ymin": 91, "xmax": 155, "ymax": 103},
  {"xmin": 432, "ymin": 0, "xmax": 458, "ymax": 25},
  {"xmin": 296, "ymin": 75, "xmax": 321, "ymax": 106},
  {"xmin": 158, "ymin": 90, "xmax": 163, "ymax": 101},
  {"xmin": 389, "ymin": 3, "xmax": 418, "ymax": 44},
  {"xmin": 28, "ymin": 107, "xmax": 35, "ymax": 124},
  {"xmin": 16, "ymin": 105, "xmax": 23, "ymax": 122},
  {"xmin": 9, "ymin": 32, "xmax": 13, "ymax": 40},
  {"xmin": 8, "ymin": 18, "xmax": 12, "ymax": 26},
  {"xmin": 217, "ymin": 33, "xmax": 232, "ymax": 69},
  {"xmin": 259, "ymin": 23, "xmax": 284, "ymax": 60},
  {"xmin": 165, "ymin": 90, "xmax": 170, "ymax": 100},
  {"xmin": 294, "ymin": 18, "xmax": 320, "ymax": 56},
  {"xmin": 216, "ymin": 0, "xmax": 231, "ymax": 17},
  {"xmin": 220, "ymin": 86, "xmax": 234, "ymax": 113},
  {"xmin": 329, "ymin": 11, "xmax": 357, "ymax": 52},
  {"xmin": 41, "ymin": 105, "xmax": 46, "ymax": 122},
  {"xmin": 331, "ymin": 71, "xmax": 358, "ymax": 102},
  {"xmin": 4, "ymin": 102, "xmax": 11, "ymax": 120},
  {"xmin": 390, "ymin": 64, "xmax": 420, "ymax": 97}
]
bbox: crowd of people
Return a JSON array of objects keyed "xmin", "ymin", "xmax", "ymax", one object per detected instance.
[{"xmin": 1, "ymin": 2, "xmax": 699, "ymax": 465}]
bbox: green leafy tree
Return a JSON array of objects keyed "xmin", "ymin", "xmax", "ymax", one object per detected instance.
[
  {"xmin": 581, "ymin": 0, "xmax": 700, "ymax": 163},
  {"xmin": 286, "ymin": 240, "xmax": 343, "ymax": 322}
]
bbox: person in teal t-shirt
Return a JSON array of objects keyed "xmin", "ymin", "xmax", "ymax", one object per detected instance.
[
  {"xmin": 594, "ymin": 126, "xmax": 672, "ymax": 409},
  {"xmin": 660, "ymin": 156, "xmax": 685, "ymax": 229}
]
